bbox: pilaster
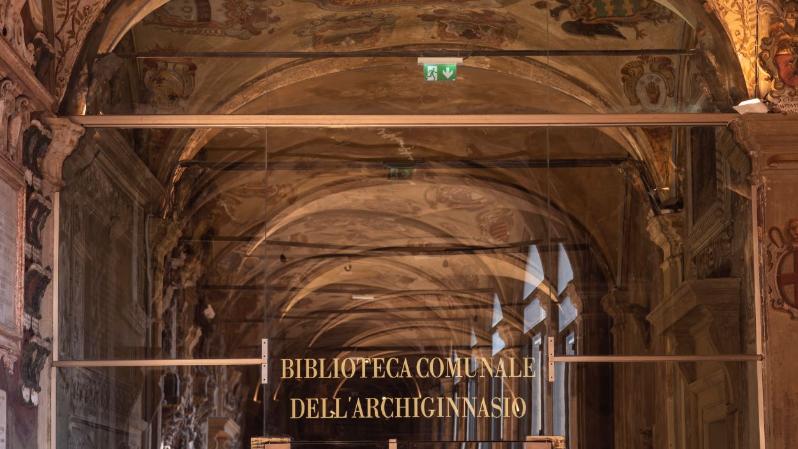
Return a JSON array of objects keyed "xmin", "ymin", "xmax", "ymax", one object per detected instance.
[{"xmin": 731, "ymin": 114, "xmax": 798, "ymax": 449}]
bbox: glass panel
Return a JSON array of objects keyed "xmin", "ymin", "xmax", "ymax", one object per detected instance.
[
  {"xmin": 57, "ymin": 125, "xmax": 754, "ymax": 360},
  {"xmin": 56, "ymin": 361, "xmax": 760, "ymax": 449}
]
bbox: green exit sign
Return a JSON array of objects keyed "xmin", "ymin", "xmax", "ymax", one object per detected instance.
[{"xmin": 423, "ymin": 64, "xmax": 457, "ymax": 81}]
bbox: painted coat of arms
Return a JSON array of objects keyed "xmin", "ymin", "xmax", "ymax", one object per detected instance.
[
  {"xmin": 621, "ymin": 56, "xmax": 675, "ymax": 111},
  {"xmin": 759, "ymin": 0, "xmax": 798, "ymax": 112},
  {"xmin": 534, "ymin": 0, "xmax": 673, "ymax": 39},
  {"xmin": 144, "ymin": 0, "xmax": 281, "ymax": 39},
  {"xmin": 767, "ymin": 219, "xmax": 798, "ymax": 318}
]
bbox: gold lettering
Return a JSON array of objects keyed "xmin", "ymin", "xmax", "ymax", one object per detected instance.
[
  {"xmin": 306, "ymin": 359, "xmax": 318, "ymax": 379},
  {"xmin": 290, "ymin": 398, "xmax": 305, "ymax": 418},
  {"xmin": 446, "ymin": 357, "xmax": 461, "ymax": 378},
  {"xmin": 282, "ymin": 359, "xmax": 295, "ymax": 379},
  {"xmin": 428, "ymin": 358, "xmax": 444, "ymax": 378},
  {"xmin": 477, "ymin": 398, "xmax": 490, "ymax": 417},
  {"xmin": 400, "ymin": 358, "xmax": 411, "ymax": 377},
  {"xmin": 373, "ymin": 358, "xmax": 385, "ymax": 378},
  {"xmin": 491, "ymin": 397, "xmax": 503, "ymax": 417},
  {"xmin": 352, "ymin": 398, "xmax": 365, "ymax": 418},
  {"xmin": 306, "ymin": 398, "xmax": 319, "ymax": 418},
  {"xmin": 479, "ymin": 358, "xmax": 493, "ymax": 377},
  {"xmin": 366, "ymin": 397, "xmax": 379, "ymax": 418},
  {"xmin": 420, "ymin": 397, "xmax": 434, "ymax": 418},
  {"xmin": 513, "ymin": 397, "xmax": 526, "ymax": 418},
  {"xmin": 396, "ymin": 396, "xmax": 410, "ymax": 417},
  {"xmin": 524, "ymin": 357, "xmax": 536, "ymax": 377},
  {"xmin": 416, "ymin": 357, "xmax": 429, "ymax": 378},
  {"xmin": 446, "ymin": 396, "xmax": 459, "ymax": 417},
  {"xmin": 380, "ymin": 397, "xmax": 393, "ymax": 418}
]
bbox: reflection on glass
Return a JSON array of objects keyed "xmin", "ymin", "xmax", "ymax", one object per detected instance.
[
  {"xmin": 556, "ymin": 244, "xmax": 573, "ymax": 295},
  {"xmin": 523, "ymin": 245, "xmax": 544, "ymax": 300},
  {"xmin": 491, "ymin": 331, "xmax": 506, "ymax": 356},
  {"xmin": 523, "ymin": 299, "xmax": 546, "ymax": 333},
  {"xmin": 558, "ymin": 297, "xmax": 578, "ymax": 332},
  {"xmin": 492, "ymin": 294, "xmax": 504, "ymax": 328}
]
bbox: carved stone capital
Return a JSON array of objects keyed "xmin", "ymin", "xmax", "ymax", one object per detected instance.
[
  {"xmin": 646, "ymin": 212, "xmax": 684, "ymax": 260},
  {"xmin": 40, "ymin": 117, "xmax": 85, "ymax": 188}
]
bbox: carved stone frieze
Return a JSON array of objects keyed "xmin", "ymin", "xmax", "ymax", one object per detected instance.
[
  {"xmin": 0, "ymin": 0, "xmax": 36, "ymax": 66},
  {"xmin": 20, "ymin": 119, "xmax": 53, "ymax": 405},
  {"xmin": 0, "ymin": 77, "xmax": 31, "ymax": 164},
  {"xmin": 15, "ymin": 115, "xmax": 82, "ymax": 405}
]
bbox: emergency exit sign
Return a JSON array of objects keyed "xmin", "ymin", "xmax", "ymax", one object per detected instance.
[{"xmin": 423, "ymin": 64, "xmax": 457, "ymax": 81}]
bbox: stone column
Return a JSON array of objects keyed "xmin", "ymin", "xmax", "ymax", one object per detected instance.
[{"xmin": 732, "ymin": 114, "xmax": 798, "ymax": 448}]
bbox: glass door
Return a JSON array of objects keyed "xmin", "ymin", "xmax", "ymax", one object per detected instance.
[{"xmin": 53, "ymin": 123, "xmax": 760, "ymax": 449}]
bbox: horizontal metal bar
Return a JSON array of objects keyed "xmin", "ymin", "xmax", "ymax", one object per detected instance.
[
  {"xmin": 283, "ymin": 440, "xmax": 534, "ymax": 444},
  {"xmin": 178, "ymin": 157, "xmax": 629, "ymax": 171},
  {"xmin": 199, "ymin": 285, "xmax": 498, "ymax": 294},
  {"xmin": 53, "ymin": 358, "xmax": 262, "ymax": 368},
  {"xmin": 53, "ymin": 354, "xmax": 763, "ymax": 368},
  {"xmin": 117, "ymin": 48, "xmax": 699, "ymax": 59},
  {"xmin": 69, "ymin": 114, "xmax": 738, "ymax": 128},
  {"xmin": 550, "ymin": 354, "xmax": 763, "ymax": 363}
]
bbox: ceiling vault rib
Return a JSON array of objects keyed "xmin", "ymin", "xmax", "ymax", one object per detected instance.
[{"xmin": 114, "ymin": 49, "xmax": 699, "ymax": 59}]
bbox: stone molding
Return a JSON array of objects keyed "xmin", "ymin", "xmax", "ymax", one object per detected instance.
[
  {"xmin": 647, "ymin": 278, "xmax": 741, "ymax": 355},
  {"xmin": 731, "ymin": 114, "xmax": 798, "ymax": 181},
  {"xmin": 0, "ymin": 38, "xmax": 55, "ymax": 113}
]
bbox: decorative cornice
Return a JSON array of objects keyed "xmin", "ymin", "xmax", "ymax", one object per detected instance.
[
  {"xmin": 647, "ymin": 277, "xmax": 741, "ymax": 334},
  {"xmin": 86, "ymin": 128, "xmax": 164, "ymax": 205},
  {"xmin": 731, "ymin": 114, "xmax": 798, "ymax": 181},
  {"xmin": 0, "ymin": 38, "xmax": 55, "ymax": 113}
]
